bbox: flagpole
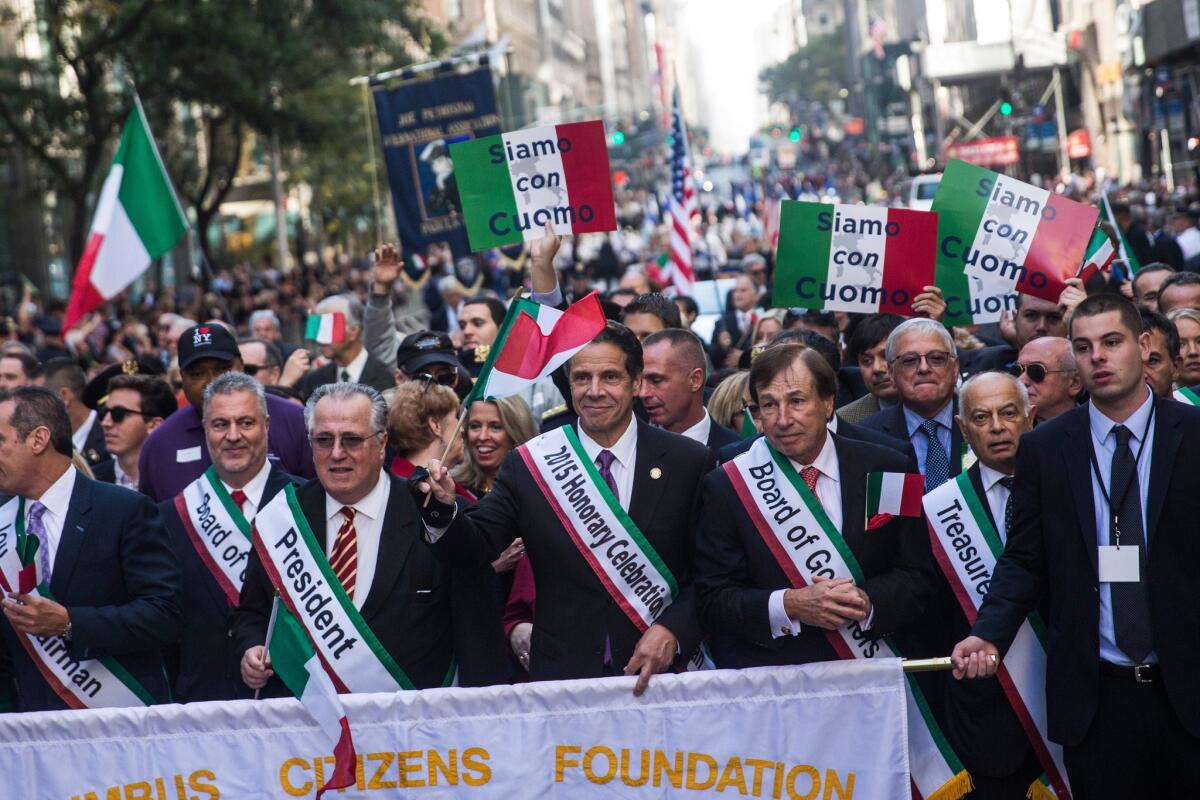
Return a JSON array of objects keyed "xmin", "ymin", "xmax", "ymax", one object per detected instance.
[
  {"xmin": 256, "ymin": 592, "xmax": 281, "ymax": 700},
  {"xmin": 902, "ymin": 657, "xmax": 953, "ymax": 673}
]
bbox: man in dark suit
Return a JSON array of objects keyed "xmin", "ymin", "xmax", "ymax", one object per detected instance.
[
  {"xmin": 709, "ymin": 274, "xmax": 759, "ymax": 368},
  {"xmin": 860, "ymin": 318, "xmax": 965, "ymax": 489},
  {"xmin": 0, "ymin": 386, "xmax": 180, "ymax": 711},
  {"xmin": 694, "ymin": 344, "xmax": 935, "ymax": 668},
  {"xmin": 418, "ymin": 323, "xmax": 712, "ymax": 694},
  {"xmin": 936, "ymin": 371, "xmax": 1042, "ymax": 798},
  {"xmin": 297, "ymin": 294, "xmax": 395, "ymax": 400},
  {"xmin": 233, "ymin": 382, "xmax": 506, "ymax": 695},
  {"xmin": 954, "ymin": 293, "xmax": 1200, "ymax": 795},
  {"xmin": 640, "ymin": 329, "xmax": 739, "ymax": 456},
  {"xmin": 159, "ymin": 373, "xmax": 295, "ymax": 702}
]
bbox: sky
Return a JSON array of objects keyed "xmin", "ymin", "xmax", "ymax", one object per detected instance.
[{"xmin": 679, "ymin": 0, "xmax": 780, "ymax": 153}]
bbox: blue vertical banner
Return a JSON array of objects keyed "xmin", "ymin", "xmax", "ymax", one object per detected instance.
[{"xmin": 373, "ymin": 69, "xmax": 502, "ymax": 260}]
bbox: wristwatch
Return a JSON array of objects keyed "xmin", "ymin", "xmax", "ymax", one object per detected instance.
[{"xmin": 61, "ymin": 621, "xmax": 72, "ymax": 643}]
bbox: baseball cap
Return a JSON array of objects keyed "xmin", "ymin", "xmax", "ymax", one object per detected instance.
[
  {"xmin": 397, "ymin": 330, "xmax": 460, "ymax": 373},
  {"xmin": 178, "ymin": 324, "xmax": 239, "ymax": 370}
]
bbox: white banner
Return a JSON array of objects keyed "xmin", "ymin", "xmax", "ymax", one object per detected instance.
[{"xmin": 0, "ymin": 661, "xmax": 909, "ymax": 799}]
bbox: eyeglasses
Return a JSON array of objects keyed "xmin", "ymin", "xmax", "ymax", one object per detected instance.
[
  {"xmin": 1009, "ymin": 362, "xmax": 1072, "ymax": 383},
  {"xmin": 242, "ymin": 363, "xmax": 275, "ymax": 377},
  {"xmin": 891, "ymin": 351, "xmax": 953, "ymax": 371},
  {"xmin": 308, "ymin": 431, "xmax": 384, "ymax": 452},
  {"xmin": 98, "ymin": 406, "xmax": 152, "ymax": 424}
]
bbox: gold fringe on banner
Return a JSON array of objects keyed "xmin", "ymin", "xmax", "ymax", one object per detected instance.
[
  {"xmin": 1027, "ymin": 777, "xmax": 1057, "ymax": 800},
  {"xmin": 927, "ymin": 770, "xmax": 975, "ymax": 800}
]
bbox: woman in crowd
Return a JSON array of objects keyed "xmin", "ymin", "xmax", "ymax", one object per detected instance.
[
  {"xmin": 386, "ymin": 379, "xmax": 475, "ymax": 502},
  {"xmin": 707, "ymin": 370, "xmax": 753, "ymax": 433},
  {"xmin": 452, "ymin": 395, "xmax": 539, "ymax": 497},
  {"xmin": 1168, "ymin": 307, "xmax": 1200, "ymax": 388},
  {"xmin": 751, "ymin": 309, "xmax": 786, "ymax": 345}
]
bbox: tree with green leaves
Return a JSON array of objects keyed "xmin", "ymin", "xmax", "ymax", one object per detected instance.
[{"xmin": 759, "ymin": 27, "xmax": 848, "ymax": 114}]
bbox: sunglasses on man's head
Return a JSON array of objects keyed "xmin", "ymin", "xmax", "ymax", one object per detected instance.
[{"xmin": 98, "ymin": 406, "xmax": 152, "ymax": 424}]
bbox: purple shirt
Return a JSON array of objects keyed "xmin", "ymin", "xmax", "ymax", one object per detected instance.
[{"xmin": 137, "ymin": 392, "xmax": 315, "ymax": 502}]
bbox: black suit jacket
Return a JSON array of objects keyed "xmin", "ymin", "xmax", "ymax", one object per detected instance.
[
  {"xmin": 0, "ymin": 475, "xmax": 181, "ymax": 711},
  {"xmin": 232, "ymin": 474, "xmax": 507, "ymax": 693},
  {"xmin": 941, "ymin": 463, "xmax": 1033, "ymax": 778},
  {"xmin": 695, "ymin": 434, "xmax": 935, "ymax": 668},
  {"xmin": 858, "ymin": 400, "xmax": 965, "ymax": 480},
  {"xmin": 717, "ymin": 421, "xmax": 915, "ymax": 465},
  {"xmin": 80, "ymin": 420, "xmax": 109, "ymax": 466},
  {"xmin": 705, "ymin": 419, "xmax": 741, "ymax": 456},
  {"xmin": 91, "ymin": 457, "xmax": 116, "ymax": 484},
  {"xmin": 297, "ymin": 354, "xmax": 395, "ymax": 401},
  {"xmin": 973, "ymin": 398, "xmax": 1200, "ymax": 745},
  {"xmin": 426, "ymin": 421, "xmax": 712, "ymax": 681},
  {"xmin": 160, "ymin": 466, "xmax": 295, "ymax": 702}
]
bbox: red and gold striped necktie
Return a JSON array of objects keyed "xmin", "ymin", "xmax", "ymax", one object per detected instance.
[{"xmin": 330, "ymin": 506, "xmax": 358, "ymax": 598}]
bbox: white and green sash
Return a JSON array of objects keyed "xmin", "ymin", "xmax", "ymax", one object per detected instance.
[
  {"xmin": 253, "ymin": 485, "xmax": 421, "ymax": 694},
  {"xmin": 724, "ymin": 436, "xmax": 971, "ymax": 800},
  {"xmin": 519, "ymin": 425, "xmax": 679, "ymax": 632},
  {"xmin": 174, "ymin": 466, "xmax": 254, "ymax": 606},
  {"xmin": 0, "ymin": 497, "xmax": 152, "ymax": 709},
  {"xmin": 1173, "ymin": 386, "xmax": 1200, "ymax": 406},
  {"xmin": 924, "ymin": 474, "xmax": 1071, "ymax": 800}
]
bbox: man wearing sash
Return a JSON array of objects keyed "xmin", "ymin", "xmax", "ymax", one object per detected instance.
[
  {"xmin": 0, "ymin": 386, "xmax": 180, "ymax": 711},
  {"xmin": 418, "ymin": 322, "xmax": 712, "ymax": 694},
  {"xmin": 694, "ymin": 344, "xmax": 934, "ymax": 667},
  {"xmin": 927, "ymin": 372, "xmax": 1051, "ymax": 798},
  {"xmin": 233, "ymin": 383, "xmax": 505, "ymax": 696},
  {"xmin": 954, "ymin": 294, "xmax": 1200, "ymax": 796},
  {"xmin": 159, "ymin": 373, "xmax": 294, "ymax": 702}
]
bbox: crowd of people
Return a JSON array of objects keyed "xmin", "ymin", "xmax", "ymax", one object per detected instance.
[{"xmin": 1, "ymin": 176, "xmax": 1200, "ymax": 799}]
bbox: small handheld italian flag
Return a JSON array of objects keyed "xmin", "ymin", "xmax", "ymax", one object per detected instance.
[
  {"xmin": 266, "ymin": 597, "xmax": 356, "ymax": 798},
  {"xmin": 450, "ymin": 120, "xmax": 617, "ymax": 251},
  {"xmin": 1081, "ymin": 193, "xmax": 1142, "ymax": 282},
  {"xmin": 305, "ymin": 312, "xmax": 346, "ymax": 345},
  {"xmin": 467, "ymin": 291, "xmax": 607, "ymax": 404},
  {"xmin": 15, "ymin": 518, "xmax": 39, "ymax": 594},
  {"xmin": 865, "ymin": 472, "xmax": 926, "ymax": 530}
]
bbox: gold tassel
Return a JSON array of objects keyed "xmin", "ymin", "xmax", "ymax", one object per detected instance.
[
  {"xmin": 1026, "ymin": 778, "xmax": 1057, "ymax": 800},
  {"xmin": 926, "ymin": 770, "xmax": 974, "ymax": 800}
]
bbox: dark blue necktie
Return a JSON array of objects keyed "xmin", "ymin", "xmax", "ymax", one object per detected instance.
[{"xmin": 920, "ymin": 418, "xmax": 950, "ymax": 490}]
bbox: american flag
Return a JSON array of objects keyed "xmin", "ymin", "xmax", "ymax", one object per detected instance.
[{"xmin": 667, "ymin": 89, "xmax": 698, "ymax": 295}]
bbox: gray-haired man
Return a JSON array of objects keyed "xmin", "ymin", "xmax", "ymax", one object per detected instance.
[
  {"xmin": 158, "ymin": 372, "xmax": 296, "ymax": 702},
  {"xmin": 232, "ymin": 383, "xmax": 506, "ymax": 696},
  {"xmin": 296, "ymin": 295, "xmax": 396, "ymax": 400}
]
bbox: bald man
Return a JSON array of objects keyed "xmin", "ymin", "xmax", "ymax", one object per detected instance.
[{"xmin": 1015, "ymin": 337, "xmax": 1082, "ymax": 424}]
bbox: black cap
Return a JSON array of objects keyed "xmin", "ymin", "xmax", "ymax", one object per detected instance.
[
  {"xmin": 178, "ymin": 324, "xmax": 239, "ymax": 370},
  {"xmin": 82, "ymin": 354, "xmax": 166, "ymax": 410},
  {"xmin": 397, "ymin": 330, "xmax": 460, "ymax": 373}
]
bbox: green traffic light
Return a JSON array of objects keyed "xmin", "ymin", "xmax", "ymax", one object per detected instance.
[
  {"xmin": 612, "ymin": 131, "xmax": 625, "ymax": 145},
  {"xmin": 788, "ymin": 128, "xmax": 801, "ymax": 142},
  {"xmin": 1000, "ymin": 101, "xmax": 1013, "ymax": 116}
]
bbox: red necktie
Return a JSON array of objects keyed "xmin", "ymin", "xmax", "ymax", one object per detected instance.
[
  {"xmin": 330, "ymin": 507, "xmax": 358, "ymax": 598},
  {"xmin": 800, "ymin": 466, "xmax": 821, "ymax": 504},
  {"xmin": 230, "ymin": 489, "xmax": 248, "ymax": 513}
]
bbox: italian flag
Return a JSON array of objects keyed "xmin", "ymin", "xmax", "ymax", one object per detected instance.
[
  {"xmin": 267, "ymin": 599, "xmax": 356, "ymax": 798},
  {"xmin": 451, "ymin": 120, "xmax": 617, "ymax": 251},
  {"xmin": 1082, "ymin": 194, "xmax": 1141, "ymax": 280},
  {"xmin": 64, "ymin": 104, "xmax": 188, "ymax": 331},
  {"xmin": 865, "ymin": 472, "xmax": 925, "ymax": 530},
  {"xmin": 468, "ymin": 291, "xmax": 607, "ymax": 403},
  {"xmin": 773, "ymin": 201, "xmax": 938, "ymax": 315},
  {"xmin": 305, "ymin": 312, "xmax": 347, "ymax": 344},
  {"xmin": 933, "ymin": 159, "xmax": 1097, "ymax": 306},
  {"xmin": 1078, "ymin": 228, "xmax": 1115, "ymax": 284},
  {"xmin": 740, "ymin": 408, "xmax": 758, "ymax": 438}
]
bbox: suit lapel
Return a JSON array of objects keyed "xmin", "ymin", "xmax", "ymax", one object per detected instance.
[
  {"xmin": 1062, "ymin": 411, "xmax": 1099, "ymax": 575},
  {"xmin": 49, "ymin": 475, "xmax": 92, "ymax": 598},
  {"xmin": 628, "ymin": 422, "xmax": 667, "ymax": 533},
  {"xmin": 360, "ymin": 476, "xmax": 414, "ymax": 621},
  {"xmin": 966, "ymin": 464, "xmax": 998, "ymax": 530},
  {"xmin": 880, "ymin": 406, "xmax": 909, "ymax": 443},
  {"xmin": 833, "ymin": 434, "xmax": 864, "ymax": 539},
  {"xmin": 1146, "ymin": 398, "xmax": 1179, "ymax": 546},
  {"xmin": 298, "ymin": 482, "xmax": 330, "ymax": 550},
  {"xmin": 261, "ymin": 465, "xmax": 294, "ymax": 507},
  {"xmin": 950, "ymin": 397, "xmax": 965, "ymax": 476}
]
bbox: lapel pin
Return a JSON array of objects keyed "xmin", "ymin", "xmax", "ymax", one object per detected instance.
[{"xmin": 650, "ymin": 467, "xmax": 662, "ymax": 480}]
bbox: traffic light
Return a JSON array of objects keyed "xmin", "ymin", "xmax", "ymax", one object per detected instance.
[
  {"xmin": 999, "ymin": 101, "xmax": 1013, "ymax": 116},
  {"xmin": 788, "ymin": 127, "xmax": 801, "ymax": 142},
  {"xmin": 611, "ymin": 130, "xmax": 625, "ymax": 145}
]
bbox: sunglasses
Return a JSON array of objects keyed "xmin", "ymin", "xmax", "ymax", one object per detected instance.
[
  {"xmin": 98, "ymin": 406, "xmax": 153, "ymax": 424},
  {"xmin": 1009, "ymin": 362, "xmax": 1072, "ymax": 383},
  {"xmin": 417, "ymin": 372, "xmax": 457, "ymax": 390},
  {"xmin": 242, "ymin": 363, "xmax": 275, "ymax": 377}
]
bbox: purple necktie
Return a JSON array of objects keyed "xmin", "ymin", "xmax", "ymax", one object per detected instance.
[
  {"xmin": 27, "ymin": 501, "xmax": 50, "ymax": 586},
  {"xmin": 596, "ymin": 450, "xmax": 619, "ymax": 501}
]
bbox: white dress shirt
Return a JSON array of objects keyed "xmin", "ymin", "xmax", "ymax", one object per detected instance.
[
  {"xmin": 26, "ymin": 465, "xmax": 79, "ymax": 572},
  {"xmin": 769, "ymin": 433, "xmax": 843, "ymax": 637},
  {"xmin": 679, "ymin": 411, "xmax": 712, "ymax": 447},
  {"xmin": 220, "ymin": 460, "xmax": 273, "ymax": 523},
  {"xmin": 576, "ymin": 416, "xmax": 638, "ymax": 510},
  {"xmin": 72, "ymin": 410, "xmax": 97, "ymax": 454},
  {"xmin": 339, "ymin": 347, "xmax": 369, "ymax": 384},
  {"xmin": 324, "ymin": 470, "xmax": 391, "ymax": 609},
  {"xmin": 113, "ymin": 460, "xmax": 136, "ymax": 491},
  {"xmin": 978, "ymin": 463, "xmax": 1013, "ymax": 542}
]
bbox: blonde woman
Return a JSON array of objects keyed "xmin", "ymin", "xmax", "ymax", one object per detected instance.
[
  {"xmin": 707, "ymin": 370, "xmax": 753, "ymax": 433},
  {"xmin": 452, "ymin": 396, "xmax": 539, "ymax": 497}
]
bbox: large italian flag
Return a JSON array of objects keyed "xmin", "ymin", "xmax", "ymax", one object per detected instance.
[
  {"xmin": 773, "ymin": 201, "xmax": 938, "ymax": 314},
  {"xmin": 451, "ymin": 120, "xmax": 616, "ymax": 251},
  {"xmin": 268, "ymin": 600, "xmax": 356, "ymax": 798},
  {"xmin": 933, "ymin": 159, "xmax": 1097, "ymax": 308},
  {"xmin": 64, "ymin": 105, "xmax": 188, "ymax": 331},
  {"xmin": 468, "ymin": 291, "xmax": 607, "ymax": 404}
]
